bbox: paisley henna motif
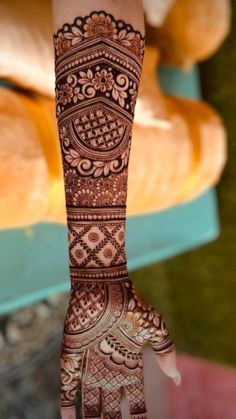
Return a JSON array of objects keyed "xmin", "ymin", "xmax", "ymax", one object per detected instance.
[{"xmin": 53, "ymin": 10, "xmax": 174, "ymax": 417}]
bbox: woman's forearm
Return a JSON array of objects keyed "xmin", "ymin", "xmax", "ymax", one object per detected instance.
[{"xmin": 53, "ymin": 0, "xmax": 145, "ymax": 285}]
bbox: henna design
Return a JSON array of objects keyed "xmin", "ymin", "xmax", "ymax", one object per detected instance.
[{"xmin": 53, "ymin": 10, "xmax": 174, "ymax": 417}]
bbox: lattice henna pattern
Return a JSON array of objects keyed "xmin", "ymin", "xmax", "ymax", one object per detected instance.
[{"xmin": 54, "ymin": 10, "xmax": 175, "ymax": 417}]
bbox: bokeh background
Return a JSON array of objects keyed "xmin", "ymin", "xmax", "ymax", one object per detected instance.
[{"xmin": 0, "ymin": 1, "xmax": 235, "ymax": 418}]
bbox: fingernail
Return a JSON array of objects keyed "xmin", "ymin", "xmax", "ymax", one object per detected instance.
[{"xmin": 173, "ymin": 371, "xmax": 181, "ymax": 386}]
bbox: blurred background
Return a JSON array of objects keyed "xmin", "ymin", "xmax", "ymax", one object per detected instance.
[{"xmin": 0, "ymin": 0, "xmax": 235, "ymax": 418}]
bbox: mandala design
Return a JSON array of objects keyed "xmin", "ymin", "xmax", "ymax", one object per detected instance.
[
  {"xmin": 54, "ymin": 10, "xmax": 175, "ymax": 417},
  {"xmin": 62, "ymin": 282, "xmax": 126, "ymax": 353}
]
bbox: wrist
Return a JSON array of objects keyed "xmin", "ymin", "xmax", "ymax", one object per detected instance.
[{"xmin": 67, "ymin": 205, "xmax": 129, "ymax": 284}]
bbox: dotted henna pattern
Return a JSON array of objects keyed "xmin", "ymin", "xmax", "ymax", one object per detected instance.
[{"xmin": 54, "ymin": 10, "xmax": 174, "ymax": 417}]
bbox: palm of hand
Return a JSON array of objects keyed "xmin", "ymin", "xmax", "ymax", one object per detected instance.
[{"xmin": 60, "ymin": 279, "xmax": 174, "ymax": 418}]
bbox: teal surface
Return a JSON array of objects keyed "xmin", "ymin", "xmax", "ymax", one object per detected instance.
[
  {"xmin": 0, "ymin": 67, "xmax": 219, "ymax": 314},
  {"xmin": 158, "ymin": 65, "xmax": 201, "ymax": 99}
]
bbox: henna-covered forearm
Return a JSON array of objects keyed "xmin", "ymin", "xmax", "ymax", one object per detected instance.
[
  {"xmin": 54, "ymin": 8, "xmax": 143, "ymax": 283},
  {"xmin": 53, "ymin": 5, "xmax": 178, "ymax": 418}
]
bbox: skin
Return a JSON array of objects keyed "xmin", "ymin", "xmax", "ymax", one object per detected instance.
[
  {"xmin": 52, "ymin": 0, "xmax": 145, "ymax": 35},
  {"xmin": 52, "ymin": 2, "xmax": 181, "ymax": 418}
]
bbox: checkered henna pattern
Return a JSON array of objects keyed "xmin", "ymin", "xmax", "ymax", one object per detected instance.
[{"xmin": 53, "ymin": 10, "xmax": 175, "ymax": 418}]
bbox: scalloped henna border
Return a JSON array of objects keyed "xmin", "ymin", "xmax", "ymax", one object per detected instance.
[{"xmin": 53, "ymin": 9, "xmax": 145, "ymax": 60}]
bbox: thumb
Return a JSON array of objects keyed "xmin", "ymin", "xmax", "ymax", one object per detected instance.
[{"xmin": 156, "ymin": 350, "xmax": 181, "ymax": 386}]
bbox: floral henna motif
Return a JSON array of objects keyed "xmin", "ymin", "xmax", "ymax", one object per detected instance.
[
  {"xmin": 57, "ymin": 69, "xmax": 130, "ymax": 108},
  {"xmin": 54, "ymin": 11, "xmax": 145, "ymax": 60},
  {"xmin": 53, "ymin": 10, "xmax": 175, "ymax": 417}
]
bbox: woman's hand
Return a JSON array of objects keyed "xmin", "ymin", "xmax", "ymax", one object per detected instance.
[
  {"xmin": 52, "ymin": 8, "xmax": 181, "ymax": 418},
  {"xmin": 60, "ymin": 279, "xmax": 180, "ymax": 418}
]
